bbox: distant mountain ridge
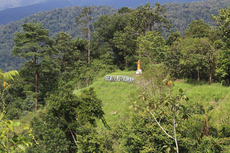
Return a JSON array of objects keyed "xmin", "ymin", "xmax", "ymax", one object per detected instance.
[
  {"xmin": 0, "ymin": 0, "xmax": 204, "ymax": 25},
  {"xmin": 0, "ymin": 0, "xmax": 74, "ymax": 25},
  {"xmin": 0, "ymin": 0, "xmax": 202, "ymax": 11}
]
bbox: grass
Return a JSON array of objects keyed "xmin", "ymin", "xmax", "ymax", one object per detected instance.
[
  {"xmin": 75, "ymin": 72, "xmax": 230, "ymax": 130},
  {"xmin": 172, "ymin": 81, "xmax": 230, "ymax": 129},
  {"xmin": 74, "ymin": 70, "xmax": 138, "ymax": 128},
  {"xmin": 15, "ymin": 70, "xmax": 230, "ymax": 133}
]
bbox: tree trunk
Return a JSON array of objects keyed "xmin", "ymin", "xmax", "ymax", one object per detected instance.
[
  {"xmin": 34, "ymin": 56, "xmax": 38, "ymax": 110},
  {"xmin": 88, "ymin": 21, "xmax": 91, "ymax": 66},
  {"xmin": 209, "ymin": 73, "xmax": 212, "ymax": 84},
  {"xmin": 205, "ymin": 115, "xmax": 209, "ymax": 136},
  {"xmin": 197, "ymin": 68, "xmax": 200, "ymax": 81},
  {"xmin": 85, "ymin": 78, "xmax": 89, "ymax": 87},
  {"xmin": 209, "ymin": 63, "xmax": 212, "ymax": 84},
  {"xmin": 35, "ymin": 71, "xmax": 38, "ymax": 110},
  {"xmin": 173, "ymin": 108, "xmax": 179, "ymax": 153}
]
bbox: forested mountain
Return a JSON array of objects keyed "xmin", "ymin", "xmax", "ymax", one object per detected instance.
[
  {"xmin": 0, "ymin": 0, "xmax": 74, "ymax": 25},
  {"xmin": 163, "ymin": 0, "xmax": 230, "ymax": 34},
  {"xmin": 0, "ymin": 0, "xmax": 42, "ymax": 10},
  {"xmin": 0, "ymin": 0, "xmax": 203, "ymax": 26},
  {"xmin": 0, "ymin": 5, "xmax": 116, "ymax": 71},
  {"xmin": 0, "ymin": 0, "xmax": 230, "ymax": 72}
]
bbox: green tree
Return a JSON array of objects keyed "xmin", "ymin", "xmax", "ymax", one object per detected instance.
[
  {"xmin": 75, "ymin": 6, "xmax": 92, "ymax": 66},
  {"xmin": 0, "ymin": 69, "xmax": 33, "ymax": 153},
  {"xmin": 166, "ymin": 31, "xmax": 181, "ymax": 46},
  {"xmin": 131, "ymin": 67, "xmax": 190, "ymax": 153},
  {"xmin": 29, "ymin": 81, "xmax": 109, "ymax": 152},
  {"xmin": 113, "ymin": 26, "xmax": 138, "ymax": 69},
  {"xmin": 53, "ymin": 32, "xmax": 83, "ymax": 82},
  {"xmin": 167, "ymin": 37, "xmax": 216, "ymax": 82},
  {"xmin": 0, "ymin": 115, "xmax": 33, "ymax": 153},
  {"xmin": 212, "ymin": 7, "xmax": 230, "ymax": 48},
  {"xmin": 185, "ymin": 20, "xmax": 211, "ymax": 38},
  {"xmin": 212, "ymin": 7, "xmax": 230, "ymax": 85},
  {"xmin": 93, "ymin": 12, "xmax": 130, "ymax": 69},
  {"xmin": 113, "ymin": 2, "xmax": 171, "ymax": 69},
  {"xmin": 138, "ymin": 31, "xmax": 168, "ymax": 64},
  {"xmin": 12, "ymin": 21, "xmax": 55, "ymax": 110}
]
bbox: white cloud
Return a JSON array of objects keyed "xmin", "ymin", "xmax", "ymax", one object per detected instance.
[{"xmin": 0, "ymin": 0, "xmax": 49, "ymax": 10}]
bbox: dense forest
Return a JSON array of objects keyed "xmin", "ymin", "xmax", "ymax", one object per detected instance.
[
  {"xmin": 0, "ymin": 5, "xmax": 117, "ymax": 71},
  {"xmin": 1, "ymin": 0, "xmax": 230, "ymax": 152},
  {"xmin": 0, "ymin": 0, "xmax": 230, "ymax": 72}
]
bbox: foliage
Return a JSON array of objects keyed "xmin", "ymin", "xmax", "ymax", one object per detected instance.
[
  {"xmin": 215, "ymin": 49, "xmax": 230, "ymax": 85},
  {"xmin": 165, "ymin": 36, "xmax": 217, "ymax": 82},
  {"xmin": 13, "ymin": 21, "xmax": 58, "ymax": 110},
  {"xmin": 0, "ymin": 115, "xmax": 32, "ymax": 153},
  {"xmin": 213, "ymin": 7, "xmax": 230, "ymax": 85},
  {"xmin": 138, "ymin": 31, "xmax": 168, "ymax": 64},
  {"xmin": 131, "ymin": 66, "xmax": 190, "ymax": 152},
  {"xmin": 75, "ymin": 6, "xmax": 93, "ymax": 65},
  {"xmin": 0, "ymin": 5, "xmax": 116, "ymax": 72},
  {"xmin": 162, "ymin": 0, "xmax": 230, "ymax": 37},
  {"xmin": 0, "ymin": 1, "xmax": 229, "ymax": 71},
  {"xmin": 29, "ymin": 81, "xmax": 110, "ymax": 152},
  {"xmin": 1, "ymin": 1, "xmax": 230, "ymax": 152},
  {"xmin": 0, "ymin": 69, "xmax": 32, "ymax": 152},
  {"xmin": 185, "ymin": 20, "xmax": 211, "ymax": 38}
]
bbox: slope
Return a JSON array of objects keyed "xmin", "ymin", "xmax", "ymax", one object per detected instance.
[
  {"xmin": 74, "ymin": 71, "xmax": 230, "ymax": 129},
  {"xmin": 74, "ymin": 71, "xmax": 138, "ymax": 127}
]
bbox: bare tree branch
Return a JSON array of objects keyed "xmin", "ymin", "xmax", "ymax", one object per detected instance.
[{"xmin": 149, "ymin": 111, "xmax": 175, "ymax": 140}]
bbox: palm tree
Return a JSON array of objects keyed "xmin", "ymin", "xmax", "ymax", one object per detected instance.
[{"xmin": 0, "ymin": 70, "xmax": 19, "ymax": 87}]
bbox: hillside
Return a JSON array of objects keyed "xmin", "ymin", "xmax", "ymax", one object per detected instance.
[
  {"xmin": 74, "ymin": 71, "xmax": 138, "ymax": 127},
  {"xmin": 0, "ymin": 0, "xmax": 230, "ymax": 72},
  {"xmin": 163, "ymin": 0, "xmax": 230, "ymax": 34},
  {"xmin": 9, "ymin": 69, "xmax": 230, "ymax": 152},
  {"xmin": 74, "ymin": 71, "xmax": 230, "ymax": 129}
]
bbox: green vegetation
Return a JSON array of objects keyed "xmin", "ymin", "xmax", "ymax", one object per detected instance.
[
  {"xmin": 1, "ymin": 1, "xmax": 230, "ymax": 152},
  {"xmin": 0, "ymin": 69, "xmax": 32, "ymax": 153},
  {"xmin": 0, "ymin": 5, "xmax": 117, "ymax": 72},
  {"xmin": 74, "ymin": 70, "xmax": 137, "ymax": 127},
  {"xmin": 0, "ymin": 0, "xmax": 230, "ymax": 72}
]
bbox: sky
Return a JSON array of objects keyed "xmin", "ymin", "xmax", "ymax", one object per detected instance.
[{"xmin": 0, "ymin": 0, "xmax": 203, "ymax": 10}]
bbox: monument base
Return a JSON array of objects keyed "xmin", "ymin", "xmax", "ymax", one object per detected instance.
[{"xmin": 136, "ymin": 69, "xmax": 142, "ymax": 74}]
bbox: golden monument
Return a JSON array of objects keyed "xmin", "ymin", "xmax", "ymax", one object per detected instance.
[{"xmin": 136, "ymin": 60, "xmax": 142, "ymax": 74}]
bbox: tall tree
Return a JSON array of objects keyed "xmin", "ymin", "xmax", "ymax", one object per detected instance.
[
  {"xmin": 53, "ymin": 32, "xmax": 82, "ymax": 82},
  {"xmin": 75, "ymin": 6, "xmax": 92, "ymax": 66},
  {"xmin": 212, "ymin": 7, "xmax": 230, "ymax": 85},
  {"xmin": 93, "ymin": 12, "xmax": 130, "ymax": 69},
  {"xmin": 185, "ymin": 20, "xmax": 211, "ymax": 38},
  {"xmin": 138, "ymin": 31, "xmax": 168, "ymax": 64},
  {"xmin": 113, "ymin": 2, "xmax": 171, "ymax": 69},
  {"xmin": 212, "ymin": 7, "xmax": 230, "ymax": 48},
  {"xmin": 12, "ymin": 21, "xmax": 54, "ymax": 110},
  {"xmin": 129, "ymin": 2, "xmax": 171, "ymax": 34}
]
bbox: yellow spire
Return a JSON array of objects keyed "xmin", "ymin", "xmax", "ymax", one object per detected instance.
[{"xmin": 137, "ymin": 60, "xmax": 141, "ymax": 70}]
